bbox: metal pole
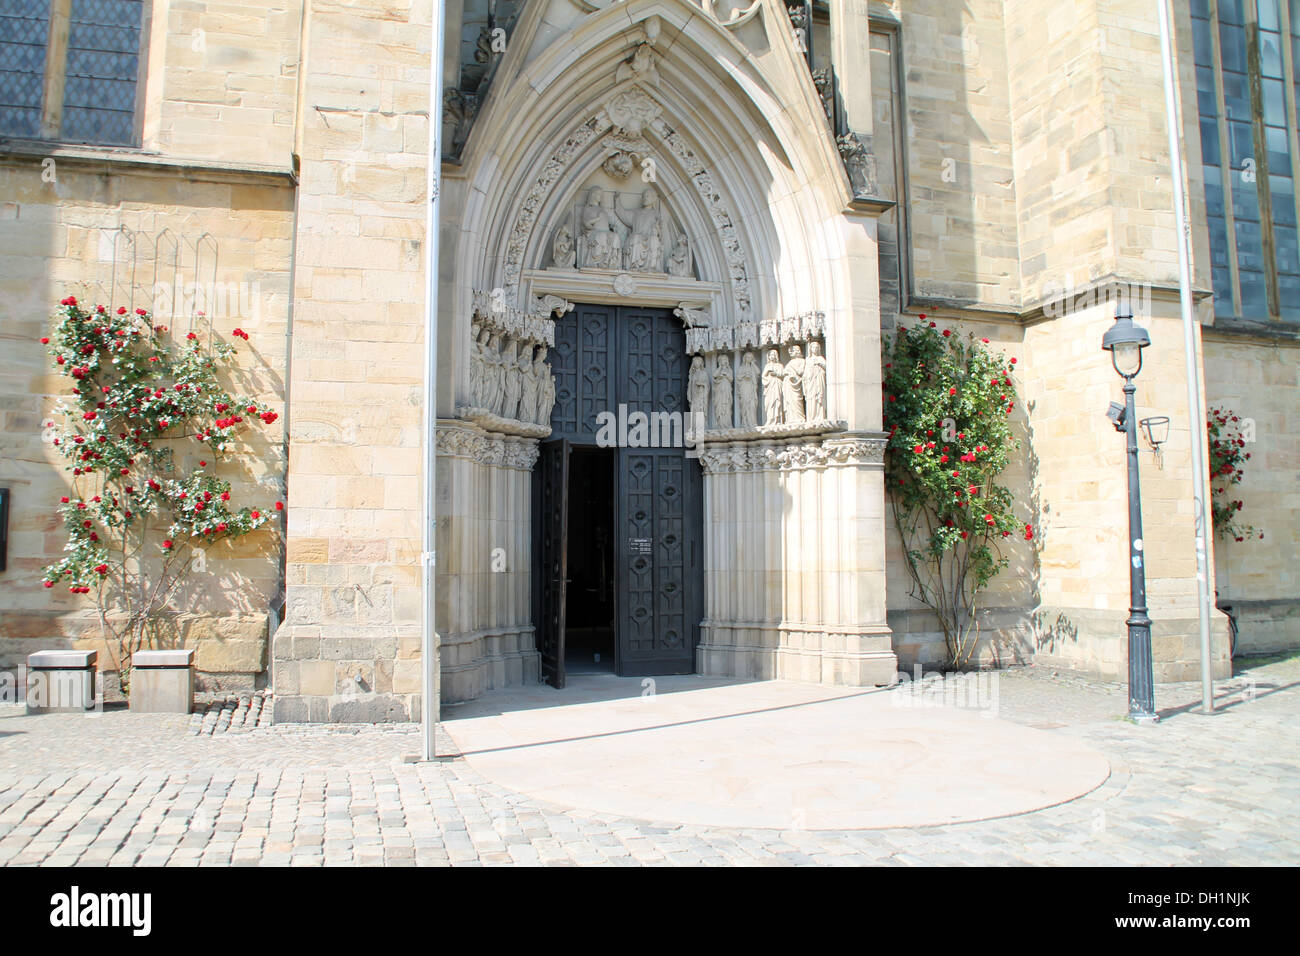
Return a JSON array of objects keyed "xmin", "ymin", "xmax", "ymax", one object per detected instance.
[
  {"xmin": 1124, "ymin": 379, "xmax": 1157, "ymax": 722},
  {"xmin": 1157, "ymin": 0, "xmax": 1216, "ymax": 714},
  {"xmin": 421, "ymin": 0, "xmax": 446, "ymax": 761}
]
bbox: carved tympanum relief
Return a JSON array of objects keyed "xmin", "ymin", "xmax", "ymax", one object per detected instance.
[{"xmin": 548, "ymin": 183, "xmax": 695, "ymax": 278}]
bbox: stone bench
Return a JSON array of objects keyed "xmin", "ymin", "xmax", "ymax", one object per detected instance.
[
  {"xmin": 26, "ymin": 650, "xmax": 97, "ymax": 713},
  {"xmin": 130, "ymin": 649, "xmax": 195, "ymax": 714}
]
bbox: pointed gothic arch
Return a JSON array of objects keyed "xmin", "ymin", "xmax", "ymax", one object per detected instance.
[{"xmin": 449, "ymin": 0, "xmax": 860, "ymax": 411}]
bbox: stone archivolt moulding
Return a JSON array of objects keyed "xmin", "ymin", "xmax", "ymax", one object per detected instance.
[
  {"xmin": 501, "ymin": 45, "xmax": 755, "ymax": 324},
  {"xmin": 699, "ymin": 434, "xmax": 887, "ymax": 474},
  {"xmin": 565, "ymin": 0, "xmax": 764, "ymax": 31},
  {"xmin": 436, "ymin": 421, "xmax": 540, "ymax": 471}
]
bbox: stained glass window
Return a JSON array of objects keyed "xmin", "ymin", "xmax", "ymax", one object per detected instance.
[{"xmin": 0, "ymin": 0, "xmax": 144, "ymax": 147}]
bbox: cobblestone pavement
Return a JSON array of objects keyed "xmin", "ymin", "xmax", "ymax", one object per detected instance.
[{"xmin": 0, "ymin": 655, "xmax": 1296, "ymax": 866}]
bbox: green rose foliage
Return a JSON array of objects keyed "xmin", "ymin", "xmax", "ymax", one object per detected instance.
[
  {"xmin": 882, "ymin": 320, "xmax": 1027, "ymax": 665},
  {"xmin": 40, "ymin": 297, "xmax": 281, "ymax": 598},
  {"xmin": 1206, "ymin": 405, "xmax": 1259, "ymax": 543}
]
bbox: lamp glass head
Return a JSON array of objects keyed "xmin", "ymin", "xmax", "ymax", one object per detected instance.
[{"xmin": 1101, "ymin": 312, "xmax": 1150, "ymax": 379}]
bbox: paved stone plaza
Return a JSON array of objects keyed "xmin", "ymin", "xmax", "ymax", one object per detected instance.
[{"xmin": 0, "ymin": 656, "xmax": 1296, "ymax": 867}]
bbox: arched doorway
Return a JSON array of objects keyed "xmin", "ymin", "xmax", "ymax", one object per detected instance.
[{"xmin": 535, "ymin": 303, "xmax": 704, "ymax": 687}]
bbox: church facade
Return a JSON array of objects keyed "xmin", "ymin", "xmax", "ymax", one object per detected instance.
[{"xmin": 1, "ymin": 0, "xmax": 1296, "ymax": 721}]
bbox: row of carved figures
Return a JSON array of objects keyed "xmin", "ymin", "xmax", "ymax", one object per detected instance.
[
  {"xmin": 469, "ymin": 326, "xmax": 556, "ymax": 426},
  {"xmin": 688, "ymin": 339, "xmax": 827, "ymax": 431}
]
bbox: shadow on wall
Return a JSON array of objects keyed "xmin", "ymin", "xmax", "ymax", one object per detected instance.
[{"xmin": 0, "ymin": 171, "xmax": 291, "ymax": 694}]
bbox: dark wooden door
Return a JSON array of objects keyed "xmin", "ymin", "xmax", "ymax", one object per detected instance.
[
  {"xmin": 615, "ymin": 308, "xmax": 700, "ymax": 676},
  {"xmin": 537, "ymin": 437, "xmax": 570, "ymax": 688},
  {"xmin": 544, "ymin": 304, "xmax": 703, "ymax": 678}
]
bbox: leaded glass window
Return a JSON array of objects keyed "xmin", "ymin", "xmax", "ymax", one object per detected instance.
[
  {"xmin": 0, "ymin": 0, "xmax": 144, "ymax": 147},
  {"xmin": 1192, "ymin": 0, "xmax": 1300, "ymax": 323}
]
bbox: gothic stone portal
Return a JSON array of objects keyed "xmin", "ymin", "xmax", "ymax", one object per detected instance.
[{"xmin": 534, "ymin": 304, "xmax": 704, "ymax": 686}]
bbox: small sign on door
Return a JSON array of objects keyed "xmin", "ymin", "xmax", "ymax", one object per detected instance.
[{"xmin": 628, "ymin": 537, "xmax": 652, "ymax": 555}]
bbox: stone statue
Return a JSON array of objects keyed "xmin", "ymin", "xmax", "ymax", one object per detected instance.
[
  {"xmin": 469, "ymin": 322, "xmax": 484, "ymax": 408},
  {"xmin": 688, "ymin": 354, "xmax": 710, "ymax": 426},
  {"xmin": 534, "ymin": 346, "xmax": 555, "ymax": 426},
  {"xmin": 616, "ymin": 188, "xmax": 664, "ymax": 273},
  {"xmin": 484, "ymin": 332, "xmax": 505, "ymax": 416},
  {"xmin": 552, "ymin": 224, "xmax": 576, "ymax": 269},
  {"xmin": 502, "ymin": 340, "xmax": 522, "ymax": 420},
  {"xmin": 783, "ymin": 343, "xmax": 806, "ymax": 424},
  {"xmin": 517, "ymin": 345, "xmax": 539, "ymax": 424},
  {"xmin": 711, "ymin": 353, "xmax": 733, "ymax": 429},
  {"xmin": 803, "ymin": 339, "xmax": 827, "ymax": 421},
  {"xmin": 762, "ymin": 348, "xmax": 784, "ymax": 426},
  {"xmin": 666, "ymin": 232, "xmax": 691, "ymax": 277},
  {"xmin": 579, "ymin": 187, "xmax": 623, "ymax": 270},
  {"xmin": 736, "ymin": 351, "xmax": 759, "ymax": 429}
]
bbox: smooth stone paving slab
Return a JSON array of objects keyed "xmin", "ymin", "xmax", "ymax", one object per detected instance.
[
  {"xmin": 441, "ymin": 676, "xmax": 1112, "ymax": 829},
  {"xmin": 0, "ymin": 657, "xmax": 1295, "ymax": 865}
]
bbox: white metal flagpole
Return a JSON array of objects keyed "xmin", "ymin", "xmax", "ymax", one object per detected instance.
[
  {"xmin": 422, "ymin": 0, "xmax": 446, "ymax": 759},
  {"xmin": 1156, "ymin": 0, "xmax": 1215, "ymax": 714}
]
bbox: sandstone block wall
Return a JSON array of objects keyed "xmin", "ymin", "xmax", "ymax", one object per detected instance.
[
  {"xmin": 0, "ymin": 161, "xmax": 294, "ymax": 690},
  {"xmin": 270, "ymin": 0, "xmax": 434, "ymax": 722},
  {"xmin": 1203, "ymin": 332, "xmax": 1300, "ymax": 656}
]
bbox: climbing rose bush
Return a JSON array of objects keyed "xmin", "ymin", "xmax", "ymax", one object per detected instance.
[
  {"xmin": 883, "ymin": 317, "xmax": 1026, "ymax": 668},
  {"xmin": 40, "ymin": 297, "xmax": 282, "ymax": 688},
  {"xmin": 1207, "ymin": 404, "xmax": 1260, "ymax": 543}
]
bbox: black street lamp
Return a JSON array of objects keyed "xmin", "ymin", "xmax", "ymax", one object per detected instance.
[{"xmin": 1102, "ymin": 311, "xmax": 1157, "ymax": 723}]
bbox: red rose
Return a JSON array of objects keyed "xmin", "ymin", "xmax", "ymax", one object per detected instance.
[
  {"xmin": 43, "ymin": 581, "xmax": 54, "ymax": 588},
  {"xmin": 162, "ymin": 540, "xmax": 173, "ymax": 549},
  {"xmin": 60, "ymin": 496, "xmax": 69, "ymax": 504},
  {"xmin": 942, "ymin": 329, "xmax": 951, "ymax": 337},
  {"xmin": 275, "ymin": 501, "xmax": 284, "ymax": 511},
  {"xmin": 199, "ymin": 460, "xmax": 207, "ymax": 467},
  {"xmin": 220, "ymin": 491, "xmax": 230, "ymax": 501},
  {"xmin": 251, "ymin": 510, "xmax": 261, "ymax": 520}
]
